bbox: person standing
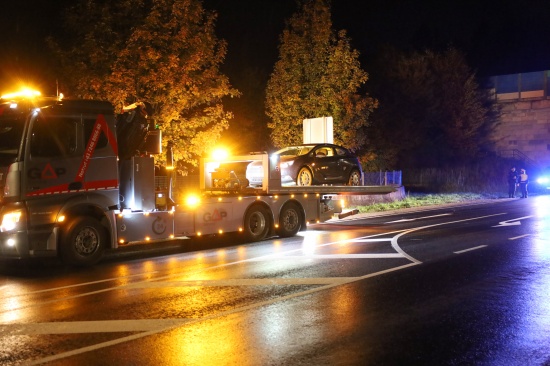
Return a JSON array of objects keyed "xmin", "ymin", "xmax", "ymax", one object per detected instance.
[
  {"xmin": 507, "ymin": 167, "xmax": 518, "ymax": 198},
  {"xmin": 518, "ymin": 168, "xmax": 529, "ymax": 198}
]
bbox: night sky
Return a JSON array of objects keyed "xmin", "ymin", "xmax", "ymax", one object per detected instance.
[
  {"xmin": 1, "ymin": 0, "xmax": 550, "ymax": 149},
  {"xmin": 2, "ymin": 0, "xmax": 550, "ymax": 90}
]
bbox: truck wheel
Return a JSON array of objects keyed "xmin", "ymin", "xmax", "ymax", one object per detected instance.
[
  {"xmin": 297, "ymin": 167, "xmax": 313, "ymax": 186},
  {"xmin": 61, "ymin": 217, "xmax": 106, "ymax": 266},
  {"xmin": 348, "ymin": 169, "xmax": 361, "ymax": 186},
  {"xmin": 243, "ymin": 205, "xmax": 271, "ymax": 242},
  {"xmin": 277, "ymin": 202, "xmax": 302, "ymax": 237}
]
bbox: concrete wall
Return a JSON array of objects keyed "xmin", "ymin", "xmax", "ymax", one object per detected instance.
[
  {"xmin": 491, "ymin": 98, "xmax": 550, "ymax": 169},
  {"xmin": 488, "ymin": 71, "xmax": 550, "ymax": 169}
]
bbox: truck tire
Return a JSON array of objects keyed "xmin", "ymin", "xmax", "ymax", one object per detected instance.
[
  {"xmin": 297, "ymin": 167, "xmax": 313, "ymax": 186},
  {"xmin": 61, "ymin": 217, "xmax": 106, "ymax": 266},
  {"xmin": 277, "ymin": 202, "xmax": 302, "ymax": 237},
  {"xmin": 243, "ymin": 205, "xmax": 271, "ymax": 242},
  {"xmin": 348, "ymin": 169, "xmax": 361, "ymax": 186}
]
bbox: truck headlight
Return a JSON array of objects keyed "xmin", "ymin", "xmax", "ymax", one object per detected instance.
[{"xmin": 1, "ymin": 210, "xmax": 22, "ymax": 232}]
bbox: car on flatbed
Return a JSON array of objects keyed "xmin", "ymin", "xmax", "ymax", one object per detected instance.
[{"xmin": 246, "ymin": 143, "xmax": 363, "ymax": 187}]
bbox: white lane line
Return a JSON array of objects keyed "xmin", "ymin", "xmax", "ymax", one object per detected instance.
[
  {"xmin": 349, "ymin": 238, "xmax": 392, "ymax": 242},
  {"xmin": 4, "ymin": 272, "xmax": 160, "ymax": 298},
  {"xmin": 1, "ymin": 319, "xmax": 190, "ymax": 335},
  {"xmin": 509, "ymin": 234, "xmax": 531, "ymax": 240},
  {"xmin": 454, "ymin": 245, "xmax": 487, "ymax": 254},
  {"xmin": 386, "ymin": 213, "xmax": 453, "ymax": 223},
  {"xmin": 125, "ymin": 277, "xmax": 358, "ymax": 288},
  {"xmin": 390, "ymin": 212, "xmax": 507, "ymax": 264},
  {"xmin": 248, "ymin": 253, "xmax": 405, "ymax": 260}
]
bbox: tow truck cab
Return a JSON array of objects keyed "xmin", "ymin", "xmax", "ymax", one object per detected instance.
[{"xmin": 0, "ymin": 95, "xmax": 158, "ymax": 264}]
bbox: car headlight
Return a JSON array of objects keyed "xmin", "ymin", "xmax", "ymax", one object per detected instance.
[
  {"xmin": 1, "ymin": 210, "xmax": 23, "ymax": 232},
  {"xmin": 281, "ymin": 161, "xmax": 294, "ymax": 169},
  {"xmin": 536, "ymin": 177, "xmax": 549, "ymax": 184}
]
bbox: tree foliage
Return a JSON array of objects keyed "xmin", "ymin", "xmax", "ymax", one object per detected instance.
[
  {"xmin": 265, "ymin": 0, "xmax": 377, "ymax": 151},
  {"xmin": 366, "ymin": 47, "xmax": 500, "ymax": 170},
  {"xmin": 48, "ymin": 0, "xmax": 239, "ymax": 171}
]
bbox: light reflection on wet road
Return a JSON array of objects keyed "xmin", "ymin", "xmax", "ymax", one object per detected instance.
[{"xmin": 0, "ymin": 197, "xmax": 550, "ymax": 365}]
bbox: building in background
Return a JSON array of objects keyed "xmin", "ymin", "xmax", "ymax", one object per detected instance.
[{"xmin": 488, "ymin": 71, "xmax": 550, "ymax": 169}]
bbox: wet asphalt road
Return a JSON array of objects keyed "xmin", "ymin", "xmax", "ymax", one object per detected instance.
[{"xmin": 1, "ymin": 196, "xmax": 550, "ymax": 365}]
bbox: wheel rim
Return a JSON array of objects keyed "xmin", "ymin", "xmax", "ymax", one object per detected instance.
[
  {"xmin": 74, "ymin": 227, "xmax": 100, "ymax": 256},
  {"xmin": 282, "ymin": 209, "xmax": 299, "ymax": 231},
  {"xmin": 298, "ymin": 169, "xmax": 312, "ymax": 186},
  {"xmin": 349, "ymin": 171, "xmax": 360, "ymax": 186},
  {"xmin": 248, "ymin": 211, "xmax": 266, "ymax": 235}
]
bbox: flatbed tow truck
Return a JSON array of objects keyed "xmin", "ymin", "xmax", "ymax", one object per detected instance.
[{"xmin": 0, "ymin": 92, "xmax": 396, "ymax": 266}]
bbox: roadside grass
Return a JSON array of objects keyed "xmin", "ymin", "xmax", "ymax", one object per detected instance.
[{"xmin": 351, "ymin": 192, "xmax": 492, "ymax": 213}]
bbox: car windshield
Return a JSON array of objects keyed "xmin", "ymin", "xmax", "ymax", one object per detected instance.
[{"xmin": 275, "ymin": 145, "xmax": 315, "ymax": 157}]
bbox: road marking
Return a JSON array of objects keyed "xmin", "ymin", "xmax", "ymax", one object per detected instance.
[
  {"xmin": 7, "ymin": 263, "xmax": 421, "ymax": 353},
  {"xmin": 125, "ymin": 277, "xmax": 359, "ymax": 288},
  {"xmin": 3, "ymin": 271, "xmax": 159, "ymax": 298},
  {"xmin": 385, "ymin": 213, "xmax": 453, "ymax": 223},
  {"xmin": 349, "ymin": 238, "xmax": 392, "ymax": 242},
  {"xmin": 248, "ymin": 253, "xmax": 405, "ymax": 260},
  {"xmin": 509, "ymin": 234, "xmax": 531, "ymax": 240},
  {"xmin": 454, "ymin": 245, "xmax": 487, "ymax": 254},
  {"xmin": 390, "ymin": 213, "xmax": 507, "ymax": 264},
  {"xmin": 492, "ymin": 215, "xmax": 533, "ymax": 227}
]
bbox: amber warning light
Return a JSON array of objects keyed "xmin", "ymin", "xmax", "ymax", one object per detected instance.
[{"xmin": 1, "ymin": 89, "xmax": 41, "ymax": 100}]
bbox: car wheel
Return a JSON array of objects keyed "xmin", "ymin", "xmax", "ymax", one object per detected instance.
[
  {"xmin": 277, "ymin": 202, "xmax": 303, "ymax": 237},
  {"xmin": 61, "ymin": 217, "xmax": 106, "ymax": 266},
  {"xmin": 348, "ymin": 169, "xmax": 361, "ymax": 186},
  {"xmin": 243, "ymin": 205, "xmax": 271, "ymax": 241},
  {"xmin": 297, "ymin": 167, "xmax": 313, "ymax": 186}
]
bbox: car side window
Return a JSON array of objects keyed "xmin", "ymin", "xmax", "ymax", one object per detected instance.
[
  {"xmin": 316, "ymin": 147, "xmax": 332, "ymax": 157},
  {"xmin": 335, "ymin": 147, "xmax": 347, "ymax": 156}
]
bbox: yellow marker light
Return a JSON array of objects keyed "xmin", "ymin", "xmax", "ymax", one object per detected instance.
[
  {"xmin": 238, "ymin": 227, "xmax": 243, "ymax": 232},
  {"xmin": 57, "ymin": 215, "xmax": 66, "ymax": 223},
  {"xmin": 238, "ymin": 196, "xmax": 242, "ymax": 200},
  {"xmin": 218, "ymin": 197, "xmax": 222, "ymax": 202},
  {"xmin": 119, "ymin": 239, "xmax": 125, "ymax": 244},
  {"xmin": 170, "ymin": 234, "xmax": 174, "ymax": 239},
  {"xmin": 304, "ymin": 194, "xmax": 308, "ymax": 198},
  {"xmin": 274, "ymin": 195, "xmax": 278, "ymax": 199},
  {"xmin": 275, "ymin": 224, "xmax": 279, "ymax": 228},
  {"xmin": 212, "ymin": 148, "xmax": 229, "ymax": 161},
  {"xmin": 6, "ymin": 238, "xmax": 16, "ymax": 247},
  {"xmin": 144, "ymin": 212, "xmax": 150, "ymax": 216},
  {"xmin": 145, "ymin": 236, "xmax": 151, "ymax": 241},
  {"xmin": 218, "ymin": 229, "xmax": 223, "ymax": 234},
  {"xmin": 197, "ymin": 232, "xmax": 202, "ymax": 236},
  {"xmin": 291, "ymin": 194, "xmax": 295, "ymax": 198}
]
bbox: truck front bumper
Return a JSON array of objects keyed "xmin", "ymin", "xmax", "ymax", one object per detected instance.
[{"xmin": 0, "ymin": 229, "xmax": 58, "ymax": 259}]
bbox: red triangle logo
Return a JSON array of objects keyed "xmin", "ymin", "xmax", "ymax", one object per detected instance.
[{"xmin": 41, "ymin": 163, "xmax": 58, "ymax": 179}]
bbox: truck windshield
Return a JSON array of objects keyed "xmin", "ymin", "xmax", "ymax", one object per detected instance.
[{"xmin": 0, "ymin": 118, "xmax": 24, "ymax": 162}]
